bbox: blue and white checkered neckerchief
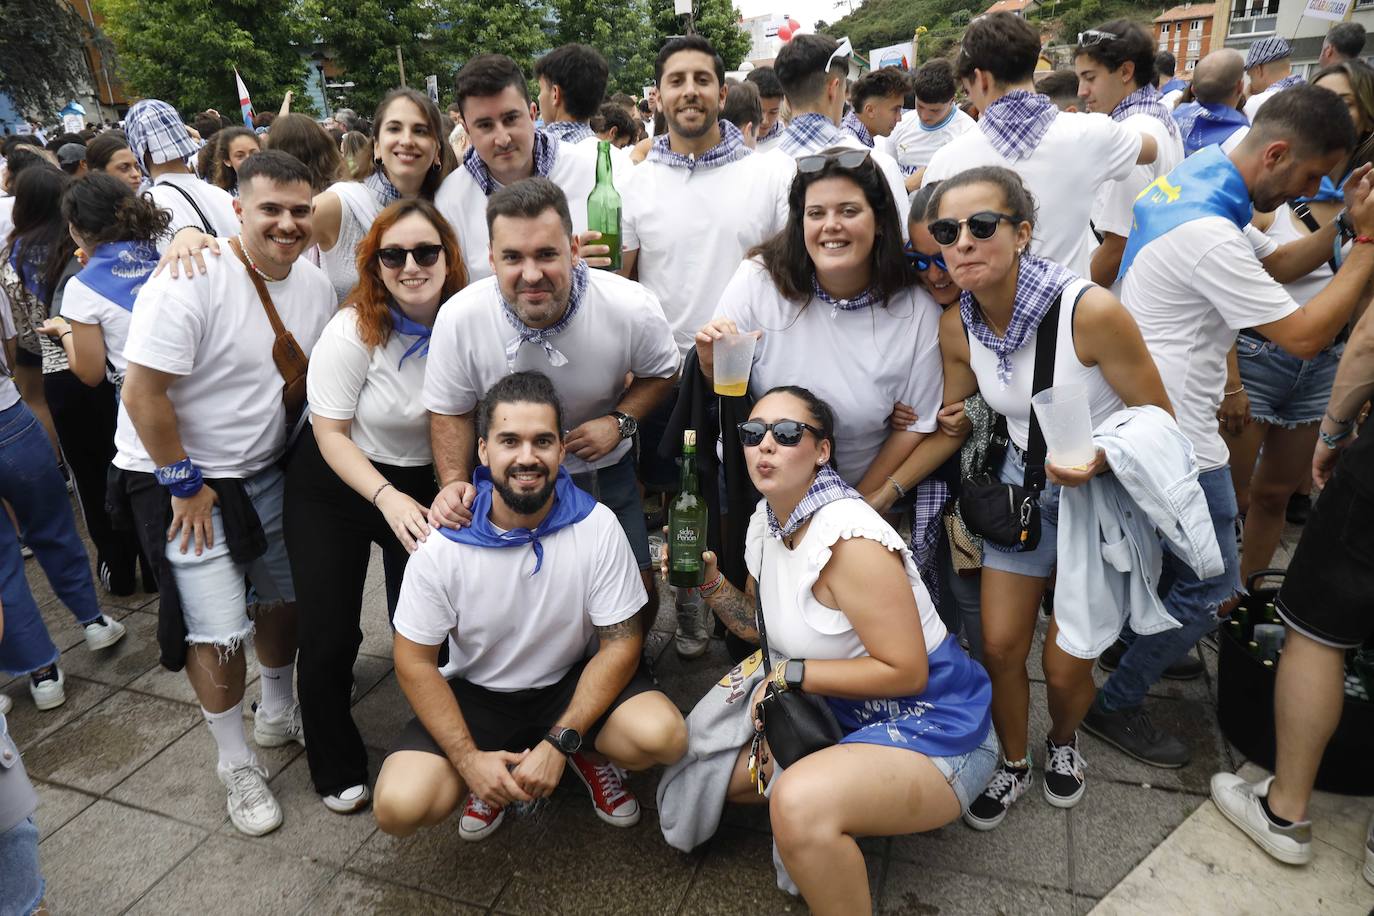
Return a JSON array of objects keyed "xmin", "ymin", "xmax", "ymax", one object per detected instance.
[
  {"xmin": 363, "ymin": 169, "xmax": 402, "ymax": 206},
  {"xmin": 959, "ymin": 254, "xmax": 1076, "ymax": 389},
  {"xmin": 499, "ymin": 259, "xmax": 589, "ymax": 369},
  {"xmin": 1270, "ymin": 74, "xmax": 1305, "ymax": 94},
  {"xmin": 1112, "ymin": 85, "xmax": 1179, "ymax": 140},
  {"xmin": 766, "ymin": 465, "xmax": 862, "ymax": 540},
  {"xmin": 543, "ymin": 120, "xmax": 596, "ymax": 145},
  {"xmin": 779, "ymin": 113, "xmax": 844, "ymax": 156},
  {"xmin": 756, "ymin": 121, "xmax": 783, "ymax": 145},
  {"xmin": 646, "ymin": 119, "xmax": 752, "ymax": 171},
  {"xmin": 463, "ymin": 129, "xmax": 560, "ymax": 197},
  {"xmin": 978, "ymin": 90, "xmax": 1058, "ymax": 163},
  {"xmin": 841, "ymin": 111, "xmax": 875, "ymax": 149},
  {"xmin": 812, "ymin": 274, "xmax": 882, "ymax": 318}
]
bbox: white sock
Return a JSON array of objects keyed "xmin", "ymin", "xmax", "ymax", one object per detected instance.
[
  {"xmin": 203, "ymin": 702, "xmax": 253, "ymax": 769},
  {"xmin": 257, "ymin": 663, "xmax": 295, "ymax": 719}
]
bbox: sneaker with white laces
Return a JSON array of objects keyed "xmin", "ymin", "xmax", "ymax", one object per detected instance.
[
  {"xmin": 251, "ymin": 702, "xmax": 305, "ymax": 748},
  {"xmin": 1210, "ymin": 773, "xmax": 1312, "ymax": 865},
  {"xmin": 82, "ymin": 614, "xmax": 127, "ymax": 652},
  {"xmin": 568, "ymin": 753, "xmax": 640, "ymax": 827},
  {"xmin": 218, "ymin": 760, "xmax": 283, "ymax": 836},
  {"xmin": 0, "ymin": 693, "xmax": 11, "ymax": 716},
  {"xmin": 673, "ymin": 590, "xmax": 711, "ymax": 659},
  {"xmin": 29, "ymin": 666, "xmax": 66, "ymax": 711},
  {"xmin": 963, "ymin": 762, "xmax": 1033, "ymax": 831},
  {"xmin": 322, "ymin": 783, "xmax": 371, "ymax": 814},
  {"xmin": 459, "ymin": 794, "xmax": 505, "ymax": 841},
  {"xmin": 1043, "ymin": 734, "xmax": 1087, "ymax": 808}
]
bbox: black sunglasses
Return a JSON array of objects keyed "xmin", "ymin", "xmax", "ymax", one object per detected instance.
[
  {"xmin": 927, "ymin": 211, "xmax": 1017, "ymax": 247},
  {"xmin": 376, "ymin": 244, "xmax": 443, "ymax": 270},
  {"xmin": 737, "ymin": 419, "xmax": 823, "ymax": 447},
  {"xmin": 904, "ymin": 245, "xmax": 948, "ymax": 272}
]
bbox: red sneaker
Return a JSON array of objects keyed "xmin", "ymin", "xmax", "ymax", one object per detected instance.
[
  {"xmin": 458, "ymin": 794, "xmax": 504, "ymax": 841},
  {"xmin": 568, "ymin": 753, "xmax": 640, "ymax": 827}
]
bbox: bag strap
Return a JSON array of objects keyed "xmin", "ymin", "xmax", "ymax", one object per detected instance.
[
  {"xmin": 227, "ymin": 237, "xmax": 291, "ymax": 340},
  {"xmin": 1022, "ymin": 291, "xmax": 1063, "ymax": 492},
  {"xmin": 1291, "ymin": 203, "xmax": 1341, "ymax": 275},
  {"xmin": 154, "ymin": 179, "xmax": 215, "ymax": 236},
  {"xmin": 753, "ymin": 570, "xmax": 773, "ymax": 670}
]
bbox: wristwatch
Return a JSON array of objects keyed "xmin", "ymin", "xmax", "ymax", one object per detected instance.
[
  {"xmin": 544, "ymin": 726, "xmax": 582, "ymax": 755},
  {"xmin": 784, "ymin": 659, "xmax": 806, "ymax": 691},
  {"xmin": 611, "ymin": 411, "xmax": 638, "ymax": 440}
]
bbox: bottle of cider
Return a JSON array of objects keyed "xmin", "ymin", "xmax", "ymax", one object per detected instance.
[
  {"xmin": 586, "ymin": 140, "xmax": 622, "ymax": 271},
  {"xmin": 669, "ymin": 430, "xmax": 706, "ymax": 588}
]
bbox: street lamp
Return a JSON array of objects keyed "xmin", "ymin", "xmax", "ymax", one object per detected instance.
[{"xmin": 310, "ymin": 49, "xmax": 331, "ymax": 120}]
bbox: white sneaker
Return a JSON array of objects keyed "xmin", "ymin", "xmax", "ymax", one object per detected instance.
[
  {"xmin": 252, "ymin": 702, "xmax": 305, "ymax": 748},
  {"xmin": 82, "ymin": 614, "xmax": 127, "ymax": 652},
  {"xmin": 29, "ymin": 667, "xmax": 66, "ymax": 711},
  {"xmin": 1210, "ymin": 773, "xmax": 1312, "ymax": 865},
  {"xmin": 0, "ymin": 693, "xmax": 11, "ymax": 716},
  {"xmin": 218, "ymin": 760, "xmax": 282, "ymax": 836},
  {"xmin": 322, "ymin": 783, "xmax": 370, "ymax": 814}
]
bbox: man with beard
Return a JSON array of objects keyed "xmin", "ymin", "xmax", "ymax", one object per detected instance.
[
  {"xmin": 375, "ymin": 371, "xmax": 687, "ymax": 842},
  {"xmin": 425, "ymin": 177, "xmax": 679, "ymax": 638},
  {"xmin": 114, "ymin": 151, "xmax": 334, "ymax": 837},
  {"xmin": 435, "ymin": 53, "xmax": 621, "ymax": 282}
]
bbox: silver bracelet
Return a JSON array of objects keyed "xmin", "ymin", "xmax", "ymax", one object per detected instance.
[{"xmin": 886, "ymin": 476, "xmax": 907, "ymax": 499}]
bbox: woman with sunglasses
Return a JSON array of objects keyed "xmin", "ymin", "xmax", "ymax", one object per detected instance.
[
  {"xmin": 673, "ymin": 384, "xmax": 995, "ymax": 915},
  {"xmin": 930, "ymin": 167, "xmax": 1169, "ymax": 828},
  {"xmin": 695, "ymin": 147, "xmax": 944, "ymax": 509},
  {"xmin": 282, "ymin": 199, "xmax": 467, "ymax": 815}
]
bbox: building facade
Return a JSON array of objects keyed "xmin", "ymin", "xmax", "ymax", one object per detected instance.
[
  {"xmin": 1154, "ymin": 3, "xmax": 1218, "ymax": 74},
  {"xmin": 1218, "ymin": 0, "xmax": 1374, "ymax": 76}
]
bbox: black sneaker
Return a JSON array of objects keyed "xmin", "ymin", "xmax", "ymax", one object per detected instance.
[
  {"xmin": 963, "ymin": 762, "xmax": 1032, "ymax": 831},
  {"xmin": 1285, "ymin": 493, "xmax": 1311, "ymax": 526},
  {"xmin": 1082, "ymin": 697, "xmax": 1190, "ymax": 768},
  {"xmin": 1043, "ymin": 734, "xmax": 1087, "ymax": 808},
  {"xmin": 1098, "ymin": 641, "xmax": 1204, "ymax": 681}
]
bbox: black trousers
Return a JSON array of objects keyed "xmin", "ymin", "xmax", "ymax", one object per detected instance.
[
  {"xmin": 283, "ymin": 430, "xmax": 437, "ymax": 796},
  {"xmin": 42, "ymin": 370, "xmax": 144, "ymax": 591}
]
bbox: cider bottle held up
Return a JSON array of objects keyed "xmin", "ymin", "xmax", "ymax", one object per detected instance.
[
  {"xmin": 669, "ymin": 430, "xmax": 707, "ymax": 588},
  {"xmin": 587, "ymin": 140, "xmax": 622, "ymax": 271}
]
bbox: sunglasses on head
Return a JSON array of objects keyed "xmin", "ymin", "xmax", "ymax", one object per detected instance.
[
  {"xmin": 797, "ymin": 147, "xmax": 870, "ymax": 173},
  {"xmin": 1077, "ymin": 29, "xmax": 1120, "ymax": 47},
  {"xmin": 737, "ymin": 419, "xmax": 823, "ymax": 447},
  {"xmin": 904, "ymin": 244, "xmax": 947, "ymax": 272},
  {"xmin": 927, "ymin": 211, "xmax": 1017, "ymax": 247},
  {"xmin": 376, "ymin": 244, "xmax": 443, "ymax": 270},
  {"xmin": 824, "ymin": 36, "xmax": 853, "ymax": 74}
]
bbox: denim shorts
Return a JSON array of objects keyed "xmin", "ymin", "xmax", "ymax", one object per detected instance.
[
  {"xmin": 981, "ymin": 446, "xmax": 1061, "ymax": 579},
  {"xmin": 571, "ymin": 451, "xmax": 650, "ymax": 570},
  {"xmin": 929, "ymin": 727, "xmax": 1001, "ymax": 813},
  {"xmin": 164, "ymin": 466, "xmax": 295, "ymax": 646},
  {"xmin": 1236, "ymin": 334, "xmax": 1343, "ymax": 428},
  {"xmin": 0, "ymin": 816, "xmax": 43, "ymax": 916}
]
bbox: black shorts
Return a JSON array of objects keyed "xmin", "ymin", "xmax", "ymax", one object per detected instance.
[
  {"xmin": 1276, "ymin": 459, "xmax": 1374, "ymax": 649},
  {"xmin": 389, "ymin": 658, "xmax": 660, "ymax": 759}
]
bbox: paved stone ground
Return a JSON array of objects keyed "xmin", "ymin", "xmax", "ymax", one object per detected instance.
[{"xmin": 4, "ymin": 518, "xmax": 1303, "ymax": 916}]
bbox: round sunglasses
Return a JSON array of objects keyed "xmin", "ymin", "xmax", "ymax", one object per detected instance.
[
  {"xmin": 904, "ymin": 245, "xmax": 948, "ymax": 273},
  {"xmin": 737, "ymin": 419, "xmax": 823, "ymax": 447},
  {"xmin": 376, "ymin": 243, "xmax": 444, "ymax": 270},
  {"xmin": 927, "ymin": 211, "xmax": 1017, "ymax": 247}
]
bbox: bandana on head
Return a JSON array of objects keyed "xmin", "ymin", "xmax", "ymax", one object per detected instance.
[
  {"xmin": 1111, "ymin": 85, "xmax": 1179, "ymax": 140},
  {"xmin": 959, "ymin": 254, "xmax": 1076, "ymax": 389},
  {"xmin": 978, "ymin": 90, "xmax": 1058, "ymax": 162},
  {"xmin": 647, "ymin": 119, "xmax": 752, "ymax": 171},
  {"xmin": 500, "ymin": 259, "xmax": 589, "ymax": 370},
  {"xmin": 811, "ymin": 274, "xmax": 882, "ymax": 318},
  {"xmin": 766, "ymin": 465, "xmax": 862, "ymax": 540},
  {"xmin": 841, "ymin": 110, "xmax": 874, "ymax": 148},
  {"xmin": 463, "ymin": 130, "xmax": 560, "ymax": 196}
]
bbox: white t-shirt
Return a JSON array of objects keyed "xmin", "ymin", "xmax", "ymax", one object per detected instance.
[
  {"xmin": 1161, "ymin": 88, "xmax": 1185, "ymax": 110},
  {"xmin": 1092, "ymin": 113, "xmax": 1185, "ymax": 239},
  {"xmin": 1121, "ymin": 217, "xmax": 1298, "ymax": 470},
  {"xmin": 392, "ymin": 502, "xmax": 646, "ymax": 691},
  {"xmin": 58, "ymin": 275, "xmax": 134, "ymax": 379},
  {"xmin": 0, "ymin": 296, "xmax": 18, "ymax": 411},
  {"xmin": 114, "ymin": 243, "xmax": 334, "ymax": 476},
  {"xmin": 717, "ymin": 258, "xmax": 944, "ymax": 485},
  {"xmin": 1243, "ymin": 85, "xmax": 1286, "ymax": 122},
  {"xmin": 147, "ymin": 174, "xmax": 239, "ymax": 253},
  {"xmin": 434, "ymin": 141, "xmax": 614, "ymax": 283},
  {"xmin": 423, "ymin": 270, "xmax": 679, "ymax": 474},
  {"xmin": 924, "ymin": 111, "xmax": 1142, "ymax": 275},
  {"xmin": 884, "ymin": 107, "xmax": 978, "ymax": 171},
  {"xmin": 621, "ymin": 152, "xmax": 793, "ymax": 354},
  {"xmin": 306, "ymin": 306, "xmax": 433, "ymax": 467}
]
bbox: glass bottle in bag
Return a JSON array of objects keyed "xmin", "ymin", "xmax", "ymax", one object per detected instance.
[
  {"xmin": 586, "ymin": 140, "xmax": 622, "ymax": 270},
  {"xmin": 669, "ymin": 429, "xmax": 706, "ymax": 587}
]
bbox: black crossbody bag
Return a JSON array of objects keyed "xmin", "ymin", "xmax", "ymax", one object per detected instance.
[{"xmin": 956, "ymin": 293, "xmax": 1062, "ymax": 552}]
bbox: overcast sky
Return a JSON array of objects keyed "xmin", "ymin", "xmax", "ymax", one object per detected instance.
[{"xmin": 735, "ymin": 0, "xmax": 860, "ymax": 33}]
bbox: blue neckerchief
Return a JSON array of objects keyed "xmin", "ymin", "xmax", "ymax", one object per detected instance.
[
  {"xmin": 1117, "ymin": 145, "xmax": 1252, "ymax": 282},
  {"xmin": 977, "ymin": 90, "xmax": 1058, "ymax": 162},
  {"xmin": 439, "ymin": 466, "xmax": 596, "ymax": 575},
  {"xmin": 778, "ymin": 113, "xmax": 844, "ymax": 156},
  {"xmin": 960, "ymin": 255, "xmax": 1076, "ymax": 389},
  {"xmin": 1112, "ymin": 84, "xmax": 1179, "ymax": 140},
  {"xmin": 841, "ymin": 111, "xmax": 874, "ymax": 148},
  {"xmin": 1295, "ymin": 175, "xmax": 1343, "ymax": 205},
  {"xmin": 387, "ymin": 306, "xmax": 431, "ymax": 368},
  {"xmin": 1159, "ymin": 78, "xmax": 1188, "ymax": 96},
  {"xmin": 76, "ymin": 241, "xmax": 159, "ymax": 312},
  {"xmin": 1172, "ymin": 102, "xmax": 1250, "ymax": 157},
  {"xmin": 363, "ymin": 169, "xmax": 402, "ymax": 206}
]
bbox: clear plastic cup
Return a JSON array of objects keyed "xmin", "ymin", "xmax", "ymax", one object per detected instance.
[
  {"xmin": 1031, "ymin": 383, "xmax": 1097, "ymax": 467},
  {"xmin": 713, "ymin": 333, "xmax": 757, "ymax": 397}
]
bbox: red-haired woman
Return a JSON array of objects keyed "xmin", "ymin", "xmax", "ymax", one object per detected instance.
[{"xmin": 283, "ymin": 198, "xmax": 467, "ymax": 814}]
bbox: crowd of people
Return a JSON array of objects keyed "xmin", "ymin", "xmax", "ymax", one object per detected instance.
[{"xmin": 1, "ymin": 12, "xmax": 1373, "ymax": 914}]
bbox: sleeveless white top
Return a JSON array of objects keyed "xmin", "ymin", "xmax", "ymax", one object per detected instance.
[
  {"xmin": 968, "ymin": 277, "xmax": 1123, "ymax": 451},
  {"xmin": 1263, "ymin": 204, "xmax": 1346, "ymax": 308},
  {"xmin": 319, "ymin": 182, "xmax": 382, "ymax": 304}
]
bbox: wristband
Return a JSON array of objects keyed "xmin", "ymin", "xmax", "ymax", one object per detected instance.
[
  {"xmin": 1325, "ymin": 410, "xmax": 1355, "ymax": 428},
  {"xmin": 1357, "ymin": 236, "xmax": 1374, "ymax": 245},
  {"xmin": 371, "ymin": 482, "xmax": 394, "ymax": 506},
  {"xmin": 59, "ymin": 330, "xmax": 72, "ymax": 341},
  {"xmin": 154, "ymin": 457, "xmax": 204, "ymax": 498},
  {"xmin": 1223, "ymin": 385, "xmax": 1245, "ymax": 397},
  {"xmin": 698, "ymin": 572, "xmax": 724, "ymax": 597},
  {"xmin": 1319, "ymin": 427, "xmax": 1353, "ymax": 450}
]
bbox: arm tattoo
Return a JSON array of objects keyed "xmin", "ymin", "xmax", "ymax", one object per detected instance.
[
  {"xmin": 704, "ymin": 579, "xmax": 760, "ymax": 642},
  {"xmin": 596, "ymin": 618, "xmax": 641, "ymax": 641}
]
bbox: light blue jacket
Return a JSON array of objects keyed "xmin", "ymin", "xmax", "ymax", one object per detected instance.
[{"xmin": 1055, "ymin": 406, "xmax": 1224, "ymax": 659}]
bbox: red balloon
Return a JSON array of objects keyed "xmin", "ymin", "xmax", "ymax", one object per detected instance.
[
  {"xmin": 788, "ymin": 18, "xmax": 801, "ymax": 31},
  {"xmin": 778, "ymin": 25, "xmax": 793, "ymax": 40}
]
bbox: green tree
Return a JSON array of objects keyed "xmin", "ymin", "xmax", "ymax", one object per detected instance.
[
  {"xmin": 1, "ymin": 0, "xmax": 111, "ymax": 118},
  {"xmin": 430, "ymin": 0, "xmax": 552, "ymax": 100},
  {"xmin": 549, "ymin": 0, "xmax": 656, "ymax": 95},
  {"xmin": 312, "ymin": 0, "xmax": 459, "ymax": 114},
  {"xmin": 650, "ymin": 0, "xmax": 751, "ymax": 72},
  {"xmin": 96, "ymin": 0, "xmax": 313, "ymax": 116}
]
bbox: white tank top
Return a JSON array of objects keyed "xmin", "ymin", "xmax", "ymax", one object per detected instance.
[
  {"xmin": 968, "ymin": 277, "xmax": 1124, "ymax": 451},
  {"xmin": 1264, "ymin": 204, "xmax": 1343, "ymax": 307}
]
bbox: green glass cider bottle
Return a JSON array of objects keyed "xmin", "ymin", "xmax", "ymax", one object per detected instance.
[
  {"xmin": 668, "ymin": 430, "xmax": 706, "ymax": 588},
  {"xmin": 586, "ymin": 140, "xmax": 622, "ymax": 271}
]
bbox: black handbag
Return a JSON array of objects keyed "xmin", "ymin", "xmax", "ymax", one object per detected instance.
[
  {"xmin": 957, "ymin": 292, "xmax": 1062, "ymax": 552},
  {"xmin": 752, "ymin": 577, "xmax": 843, "ymax": 769}
]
